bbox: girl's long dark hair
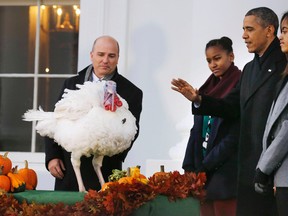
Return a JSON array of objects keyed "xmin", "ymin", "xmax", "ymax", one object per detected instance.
[{"xmin": 281, "ymin": 11, "xmax": 288, "ymax": 76}]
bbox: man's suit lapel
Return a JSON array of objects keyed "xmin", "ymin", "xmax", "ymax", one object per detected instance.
[{"xmin": 243, "ymin": 64, "xmax": 276, "ymax": 107}]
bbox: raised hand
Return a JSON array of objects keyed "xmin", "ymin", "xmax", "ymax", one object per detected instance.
[{"xmin": 171, "ymin": 78, "xmax": 201, "ymax": 103}]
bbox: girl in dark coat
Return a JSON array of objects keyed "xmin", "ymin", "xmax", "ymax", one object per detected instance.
[{"xmin": 181, "ymin": 37, "xmax": 241, "ymax": 216}]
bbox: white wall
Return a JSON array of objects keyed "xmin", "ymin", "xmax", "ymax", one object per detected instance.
[{"xmin": 78, "ymin": 0, "xmax": 287, "ymax": 175}]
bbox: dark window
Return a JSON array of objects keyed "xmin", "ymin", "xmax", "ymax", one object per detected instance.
[{"xmin": 0, "ymin": 2, "xmax": 80, "ymax": 152}]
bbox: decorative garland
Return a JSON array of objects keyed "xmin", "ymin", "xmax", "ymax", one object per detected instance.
[{"xmin": 0, "ymin": 171, "xmax": 206, "ymax": 216}]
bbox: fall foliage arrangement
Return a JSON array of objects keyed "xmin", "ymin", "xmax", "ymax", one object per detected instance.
[{"xmin": 0, "ymin": 153, "xmax": 206, "ymax": 216}]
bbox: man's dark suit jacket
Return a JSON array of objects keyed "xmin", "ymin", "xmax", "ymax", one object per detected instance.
[{"xmin": 45, "ymin": 65, "xmax": 143, "ymax": 191}]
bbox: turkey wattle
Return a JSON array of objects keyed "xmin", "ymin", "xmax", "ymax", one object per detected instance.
[{"xmin": 23, "ymin": 80, "xmax": 137, "ymax": 192}]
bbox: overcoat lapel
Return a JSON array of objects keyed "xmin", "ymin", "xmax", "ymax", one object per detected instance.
[{"xmin": 243, "ymin": 63, "xmax": 276, "ymax": 107}]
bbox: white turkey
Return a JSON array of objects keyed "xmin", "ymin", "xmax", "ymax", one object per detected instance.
[{"xmin": 23, "ymin": 80, "xmax": 137, "ymax": 192}]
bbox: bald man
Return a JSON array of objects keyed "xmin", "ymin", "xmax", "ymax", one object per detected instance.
[{"xmin": 45, "ymin": 35, "xmax": 143, "ymax": 191}]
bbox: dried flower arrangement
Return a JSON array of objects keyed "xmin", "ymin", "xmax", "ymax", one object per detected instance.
[{"xmin": 0, "ymin": 171, "xmax": 206, "ymax": 216}]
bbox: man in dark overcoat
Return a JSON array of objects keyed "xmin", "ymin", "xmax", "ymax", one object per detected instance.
[{"xmin": 45, "ymin": 35, "xmax": 143, "ymax": 191}]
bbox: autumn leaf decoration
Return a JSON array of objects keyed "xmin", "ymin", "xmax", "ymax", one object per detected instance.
[{"xmin": 0, "ymin": 171, "xmax": 206, "ymax": 216}]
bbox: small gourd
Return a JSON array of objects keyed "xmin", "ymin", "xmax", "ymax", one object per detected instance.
[
  {"xmin": 118, "ymin": 166, "xmax": 148, "ymax": 184},
  {"xmin": 0, "ymin": 152, "xmax": 12, "ymax": 175},
  {"xmin": 0, "ymin": 166, "xmax": 11, "ymax": 192},
  {"xmin": 130, "ymin": 166, "xmax": 148, "ymax": 184},
  {"xmin": 7, "ymin": 166, "xmax": 26, "ymax": 193},
  {"xmin": 18, "ymin": 160, "xmax": 38, "ymax": 190},
  {"xmin": 118, "ymin": 167, "xmax": 135, "ymax": 184}
]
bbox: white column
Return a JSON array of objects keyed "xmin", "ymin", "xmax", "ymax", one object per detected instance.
[{"xmin": 78, "ymin": 0, "xmax": 129, "ymax": 73}]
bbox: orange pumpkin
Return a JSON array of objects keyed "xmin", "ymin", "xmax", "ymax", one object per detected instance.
[
  {"xmin": 0, "ymin": 173, "xmax": 10, "ymax": 192},
  {"xmin": 152, "ymin": 171, "xmax": 170, "ymax": 180},
  {"xmin": 0, "ymin": 152, "xmax": 12, "ymax": 175},
  {"xmin": 152, "ymin": 165, "xmax": 170, "ymax": 181},
  {"xmin": 18, "ymin": 160, "xmax": 38, "ymax": 190}
]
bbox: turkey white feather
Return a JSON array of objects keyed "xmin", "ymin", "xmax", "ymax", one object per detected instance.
[{"xmin": 23, "ymin": 81, "xmax": 137, "ymax": 192}]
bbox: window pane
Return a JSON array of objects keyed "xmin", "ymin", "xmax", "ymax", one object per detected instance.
[
  {"xmin": 35, "ymin": 77, "xmax": 67, "ymax": 152},
  {"xmin": 0, "ymin": 6, "xmax": 35, "ymax": 74},
  {"xmin": 0, "ymin": 2, "xmax": 80, "ymax": 153},
  {"xmin": 39, "ymin": 5, "xmax": 79, "ymax": 74},
  {"xmin": 0, "ymin": 78, "xmax": 33, "ymax": 151},
  {"xmin": 38, "ymin": 77, "xmax": 67, "ymax": 111}
]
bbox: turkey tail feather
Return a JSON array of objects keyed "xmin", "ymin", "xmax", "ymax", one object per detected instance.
[{"xmin": 22, "ymin": 107, "xmax": 53, "ymax": 121}]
